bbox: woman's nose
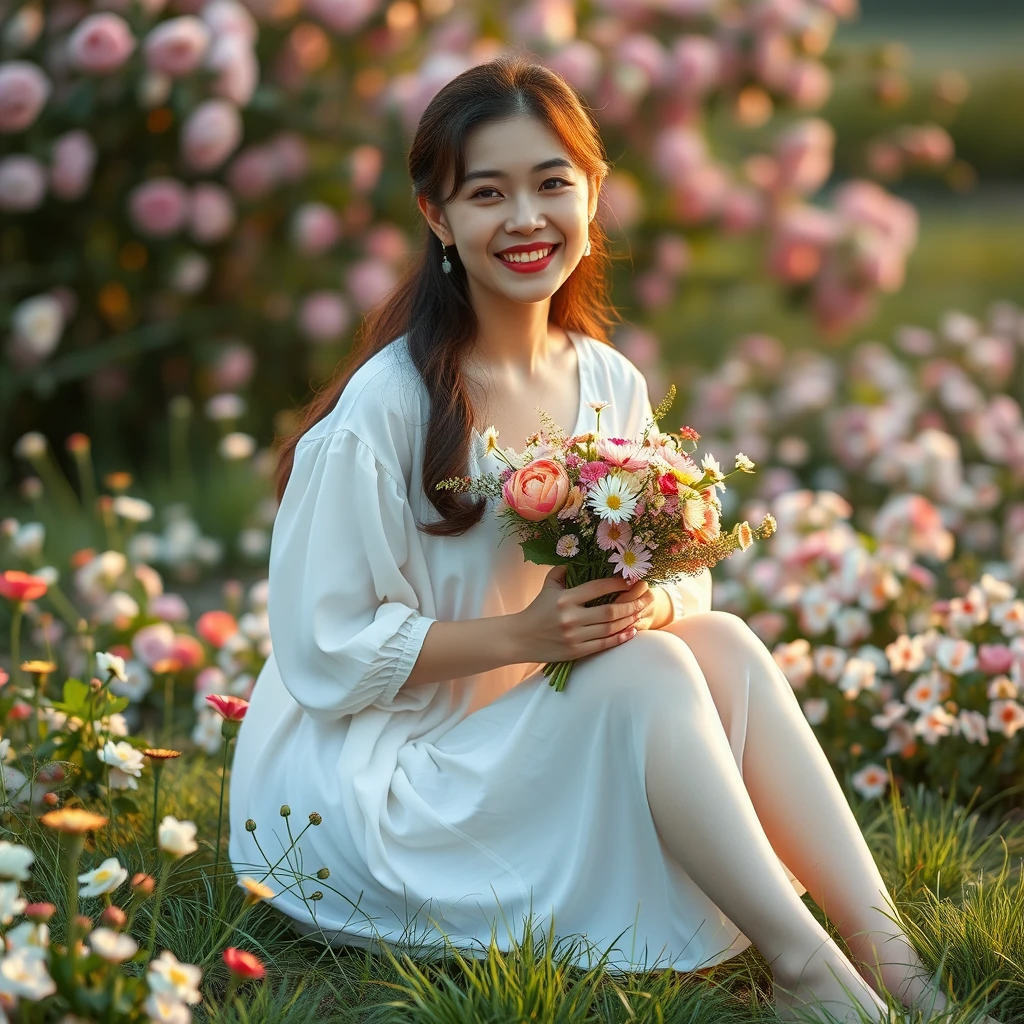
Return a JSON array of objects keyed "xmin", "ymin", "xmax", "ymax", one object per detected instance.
[{"xmin": 505, "ymin": 192, "xmax": 546, "ymax": 232}]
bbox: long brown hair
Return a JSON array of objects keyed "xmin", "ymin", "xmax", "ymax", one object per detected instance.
[{"xmin": 273, "ymin": 53, "xmax": 620, "ymax": 536}]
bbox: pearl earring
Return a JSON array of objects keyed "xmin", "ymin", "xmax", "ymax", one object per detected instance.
[
  {"xmin": 440, "ymin": 240, "xmax": 452, "ymax": 274},
  {"xmin": 583, "ymin": 235, "xmax": 591, "ymax": 257}
]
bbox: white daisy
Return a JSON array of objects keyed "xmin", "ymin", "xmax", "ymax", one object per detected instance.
[
  {"xmin": 608, "ymin": 539, "xmax": 652, "ymax": 584},
  {"xmin": 585, "ymin": 473, "xmax": 640, "ymax": 523}
]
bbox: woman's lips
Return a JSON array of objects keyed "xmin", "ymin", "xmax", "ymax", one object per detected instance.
[{"xmin": 495, "ymin": 243, "xmax": 560, "ymax": 273}]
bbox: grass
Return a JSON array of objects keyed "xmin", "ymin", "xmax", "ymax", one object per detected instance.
[{"xmin": 6, "ymin": 753, "xmax": 1023, "ymax": 1023}]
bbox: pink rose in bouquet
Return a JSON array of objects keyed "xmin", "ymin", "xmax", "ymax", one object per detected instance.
[{"xmin": 502, "ymin": 458, "xmax": 570, "ymax": 522}]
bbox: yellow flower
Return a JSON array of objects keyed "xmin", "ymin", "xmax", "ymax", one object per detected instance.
[
  {"xmin": 143, "ymin": 748, "xmax": 182, "ymax": 760},
  {"xmin": 20, "ymin": 660, "xmax": 57, "ymax": 674},
  {"xmin": 40, "ymin": 808, "xmax": 109, "ymax": 834},
  {"xmin": 238, "ymin": 876, "xmax": 275, "ymax": 906}
]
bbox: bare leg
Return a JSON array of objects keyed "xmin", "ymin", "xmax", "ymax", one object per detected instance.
[
  {"xmin": 634, "ymin": 631, "xmax": 894, "ymax": 1023},
  {"xmin": 667, "ymin": 611, "xmax": 948, "ymax": 1017}
]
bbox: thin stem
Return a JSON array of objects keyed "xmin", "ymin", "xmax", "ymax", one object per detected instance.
[
  {"xmin": 10, "ymin": 601, "xmax": 23, "ymax": 689},
  {"xmin": 163, "ymin": 675, "xmax": 174, "ymax": 746},
  {"xmin": 145, "ymin": 858, "xmax": 173, "ymax": 960},
  {"xmin": 212, "ymin": 737, "xmax": 232, "ymax": 885}
]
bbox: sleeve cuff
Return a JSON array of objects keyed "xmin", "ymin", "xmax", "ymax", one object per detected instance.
[{"xmin": 370, "ymin": 610, "xmax": 437, "ymax": 710}]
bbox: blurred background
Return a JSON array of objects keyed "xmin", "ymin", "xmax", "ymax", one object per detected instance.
[{"xmin": 2, "ymin": 0, "xmax": 1024, "ymax": 801}]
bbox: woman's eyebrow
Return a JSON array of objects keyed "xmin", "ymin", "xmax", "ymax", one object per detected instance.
[{"xmin": 462, "ymin": 157, "xmax": 574, "ymax": 183}]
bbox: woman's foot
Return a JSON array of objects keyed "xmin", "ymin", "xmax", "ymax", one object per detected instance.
[
  {"xmin": 773, "ymin": 939, "xmax": 900, "ymax": 1023},
  {"xmin": 855, "ymin": 960, "xmax": 1004, "ymax": 1024}
]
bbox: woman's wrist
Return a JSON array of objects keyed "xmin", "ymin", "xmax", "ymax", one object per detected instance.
[{"xmin": 649, "ymin": 585, "xmax": 676, "ymax": 630}]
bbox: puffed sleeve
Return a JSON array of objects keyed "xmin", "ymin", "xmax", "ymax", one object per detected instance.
[
  {"xmin": 634, "ymin": 371, "xmax": 713, "ymax": 621},
  {"xmin": 268, "ymin": 427, "xmax": 439, "ymax": 720}
]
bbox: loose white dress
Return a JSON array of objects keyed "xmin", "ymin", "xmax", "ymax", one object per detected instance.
[{"xmin": 228, "ymin": 330, "xmax": 805, "ymax": 975}]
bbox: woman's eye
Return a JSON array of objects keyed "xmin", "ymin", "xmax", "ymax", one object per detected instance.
[{"xmin": 470, "ymin": 178, "xmax": 572, "ymax": 199}]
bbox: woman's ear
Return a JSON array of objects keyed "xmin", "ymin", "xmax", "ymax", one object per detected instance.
[
  {"xmin": 587, "ymin": 173, "xmax": 602, "ymax": 224},
  {"xmin": 417, "ymin": 194, "xmax": 451, "ymax": 246}
]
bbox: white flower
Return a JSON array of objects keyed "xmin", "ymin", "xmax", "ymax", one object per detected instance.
[
  {"xmin": 555, "ymin": 534, "xmax": 579, "ymax": 558},
  {"xmin": 13, "ymin": 431, "xmax": 47, "ymax": 459},
  {"xmin": 903, "ymin": 671, "xmax": 946, "ymax": 712},
  {"xmin": 0, "ymin": 945, "xmax": 56, "ymax": 1001},
  {"xmin": 934, "ymin": 637, "xmax": 978, "ymax": 676},
  {"xmin": 144, "ymin": 989, "xmax": 192, "ymax": 1023},
  {"xmin": 991, "ymin": 600, "xmax": 1024, "ymax": 637},
  {"xmin": 914, "ymin": 705, "xmax": 958, "ymax": 746},
  {"xmin": 96, "ymin": 651, "xmax": 128, "ymax": 683},
  {"xmin": 158, "ymin": 816, "xmax": 199, "ymax": 858},
  {"xmin": 700, "ymin": 453, "xmax": 724, "ymax": 483},
  {"xmin": 958, "ymin": 709, "xmax": 989, "ymax": 746},
  {"xmin": 735, "ymin": 452, "xmax": 755, "ymax": 473},
  {"xmin": 0, "ymin": 840, "xmax": 34, "ymax": 881},
  {"xmin": 979, "ymin": 572, "xmax": 1015, "ymax": 604},
  {"xmin": 147, "ymin": 948, "xmax": 202, "ymax": 1004},
  {"xmin": 0, "ymin": 881, "xmax": 26, "ymax": 924},
  {"xmin": 838, "ymin": 657, "xmax": 876, "ymax": 700},
  {"xmin": 112, "ymin": 495, "xmax": 154, "ymax": 523},
  {"xmin": 851, "ymin": 764, "xmax": 890, "ymax": 800},
  {"xmin": 205, "ymin": 392, "xmax": 246, "ymax": 421},
  {"xmin": 191, "ymin": 707, "xmax": 223, "ymax": 753},
  {"xmin": 78, "ymin": 857, "xmax": 128, "ymax": 898},
  {"xmin": 12, "ymin": 294, "xmax": 64, "ymax": 359},
  {"xmin": 4, "ymin": 920, "xmax": 49, "ymax": 952},
  {"xmin": 476, "ymin": 425, "xmax": 500, "ymax": 458},
  {"xmin": 88, "ymin": 926, "xmax": 138, "ymax": 962},
  {"xmin": 871, "ymin": 700, "xmax": 909, "ymax": 731},
  {"xmin": 95, "ymin": 590, "xmax": 141, "ymax": 625},
  {"xmin": 813, "ymin": 645, "xmax": 847, "ymax": 684},
  {"xmin": 110, "ymin": 659, "xmax": 153, "ymax": 701},
  {"xmin": 987, "ymin": 699, "xmax": 1024, "ymax": 739},
  {"xmin": 99, "ymin": 741, "xmax": 145, "ymax": 787},
  {"xmin": 93, "ymin": 713, "xmax": 130, "ymax": 738},
  {"xmin": 585, "ymin": 473, "xmax": 640, "ymax": 523},
  {"xmin": 772, "ymin": 639, "xmax": 813, "ymax": 689},
  {"xmin": 218, "ymin": 431, "xmax": 256, "ymax": 460},
  {"xmin": 885, "ymin": 634, "xmax": 927, "ymax": 674},
  {"xmin": 801, "ymin": 698, "xmax": 829, "ymax": 725},
  {"xmin": 10, "ymin": 521, "xmax": 45, "ymax": 557},
  {"xmin": 798, "ymin": 585, "xmax": 840, "ymax": 636}
]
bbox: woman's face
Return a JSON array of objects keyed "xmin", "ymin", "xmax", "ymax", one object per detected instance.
[{"xmin": 424, "ymin": 114, "xmax": 597, "ymax": 307}]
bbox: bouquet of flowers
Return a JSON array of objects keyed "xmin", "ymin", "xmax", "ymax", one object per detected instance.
[{"xmin": 437, "ymin": 385, "xmax": 776, "ymax": 691}]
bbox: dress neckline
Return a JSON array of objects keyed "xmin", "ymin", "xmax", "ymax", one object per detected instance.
[{"xmin": 470, "ymin": 329, "xmax": 590, "ymax": 463}]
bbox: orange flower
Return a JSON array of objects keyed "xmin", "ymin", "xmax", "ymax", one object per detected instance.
[
  {"xmin": 0, "ymin": 570, "xmax": 48, "ymax": 602},
  {"xmin": 205, "ymin": 694, "xmax": 249, "ymax": 721},
  {"xmin": 70, "ymin": 548, "xmax": 96, "ymax": 569},
  {"xmin": 223, "ymin": 947, "xmax": 266, "ymax": 980},
  {"xmin": 20, "ymin": 660, "xmax": 56, "ymax": 674},
  {"xmin": 40, "ymin": 808, "xmax": 109, "ymax": 833},
  {"xmin": 196, "ymin": 610, "xmax": 239, "ymax": 648},
  {"xmin": 143, "ymin": 748, "xmax": 182, "ymax": 760},
  {"xmin": 151, "ymin": 657, "xmax": 183, "ymax": 675}
]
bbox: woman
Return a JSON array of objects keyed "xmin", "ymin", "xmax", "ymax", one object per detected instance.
[{"xmin": 229, "ymin": 55, "xmax": 983, "ymax": 1023}]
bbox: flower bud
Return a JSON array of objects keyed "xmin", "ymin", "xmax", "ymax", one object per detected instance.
[
  {"xmin": 316, "ymin": 867, "xmax": 330, "ymax": 879},
  {"xmin": 75, "ymin": 914, "xmax": 93, "ymax": 932},
  {"xmin": 308, "ymin": 812, "xmax": 322, "ymax": 826},
  {"xmin": 310, "ymin": 891, "xmax": 323, "ymax": 901},
  {"xmin": 245, "ymin": 818, "xmax": 257, "ymax": 832},
  {"xmin": 131, "ymin": 872, "xmax": 155, "ymax": 897},
  {"xmin": 25, "ymin": 902, "xmax": 56, "ymax": 922},
  {"xmin": 100, "ymin": 905, "xmax": 128, "ymax": 929},
  {"xmin": 279, "ymin": 804, "xmax": 291, "ymax": 817},
  {"xmin": 43, "ymin": 791, "xmax": 60, "ymax": 806}
]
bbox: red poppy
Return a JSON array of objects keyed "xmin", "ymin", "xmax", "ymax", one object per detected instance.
[
  {"xmin": 205, "ymin": 694, "xmax": 249, "ymax": 721},
  {"xmin": 196, "ymin": 610, "xmax": 239, "ymax": 648},
  {"xmin": 223, "ymin": 947, "xmax": 265, "ymax": 980},
  {"xmin": 0, "ymin": 570, "xmax": 48, "ymax": 602}
]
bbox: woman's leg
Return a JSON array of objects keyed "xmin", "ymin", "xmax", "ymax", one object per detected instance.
[
  {"xmin": 632, "ymin": 630, "xmax": 893, "ymax": 1023},
  {"xmin": 666, "ymin": 610, "xmax": 943, "ymax": 1013}
]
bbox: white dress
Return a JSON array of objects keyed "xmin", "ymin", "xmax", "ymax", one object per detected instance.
[{"xmin": 228, "ymin": 330, "xmax": 805, "ymax": 975}]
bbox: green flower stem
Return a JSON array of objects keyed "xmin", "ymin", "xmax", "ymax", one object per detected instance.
[
  {"xmin": 65, "ymin": 833, "xmax": 85, "ymax": 968},
  {"xmin": 106, "ymin": 768, "xmax": 114, "ymax": 853},
  {"xmin": 10, "ymin": 600, "xmax": 23, "ymax": 689},
  {"xmin": 145, "ymin": 857, "xmax": 173, "ymax": 961},
  {"xmin": 70, "ymin": 448, "xmax": 99, "ymax": 530},
  {"xmin": 151, "ymin": 763, "xmax": 163, "ymax": 850},
  {"xmin": 43, "ymin": 581, "xmax": 87, "ymax": 632},
  {"xmin": 212, "ymin": 733, "xmax": 235, "ymax": 886}
]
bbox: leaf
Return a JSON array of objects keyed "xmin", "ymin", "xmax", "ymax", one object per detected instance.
[
  {"xmin": 52, "ymin": 678, "xmax": 91, "ymax": 717},
  {"xmin": 520, "ymin": 537, "xmax": 563, "ymax": 565}
]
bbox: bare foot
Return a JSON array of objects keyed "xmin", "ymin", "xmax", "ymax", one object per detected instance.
[{"xmin": 773, "ymin": 940, "xmax": 899, "ymax": 1024}]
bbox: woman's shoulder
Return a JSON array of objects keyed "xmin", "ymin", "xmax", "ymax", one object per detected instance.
[
  {"xmin": 294, "ymin": 336, "xmax": 425, "ymax": 484},
  {"xmin": 574, "ymin": 330, "xmax": 648, "ymax": 390}
]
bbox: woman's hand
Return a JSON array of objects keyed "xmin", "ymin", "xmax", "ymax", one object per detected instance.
[
  {"xmin": 610, "ymin": 580, "xmax": 665, "ymax": 632},
  {"xmin": 509, "ymin": 566, "xmax": 651, "ymax": 664}
]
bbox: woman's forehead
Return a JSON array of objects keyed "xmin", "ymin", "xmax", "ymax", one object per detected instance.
[{"xmin": 463, "ymin": 115, "xmax": 571, "ymax": 168}]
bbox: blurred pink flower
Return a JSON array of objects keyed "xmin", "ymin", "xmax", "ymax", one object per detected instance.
[
  {"xmin": 720, "ymin": 187, "xmax": 765, "ymax": 234},
  {"xmin": 345, "ymin": 258, "xmax": 398, "ymax": 314},
  {"xmin": 669, "ymin": 35, "xmax": 720, "ymax": 96},
  {"xmin": 202, "ymin": 0, "xmax": 258, "ymax": 44},
  {"xmin": 211, "ymin": 342, "xmax": 256, "ymax": 390},
  {"xmin": 143, "ymin": 16, "xmax": 210, "ymax": 76},
  {"xmin": 978, "ymin": 643, "xmax": 1015, "ymax": 676},
  {"xmin": 896, "ymin": 124, "xmax": 954, "ymax": 169},
  {"xmin": 128, "ymin": 177, "xmax": 190, "ymax": 237},
  {"xmin": 291, "ymin": 202, "xmax": 342, "ymax": 256},
  {"xmin": 767, "ymin": 205, "xmax": 838, "ymax": 283},
  {"xmin": 615, "ymin": 33, "xmax": 668, "ymax": 91},
  {"xmin": 785, "ymin": 59, "xmax": 832, "ymax": 109},
  {"xmin": 50, "ymin": 129, "xmax": 96, "ymax": 200},
  {"xmin": 149, "ymin": 593, "xmax": 190, "ymax": 622},
  {"xmin": 774, "ymin": 118, "xmax": 835, "ymax": 196},
  {"xmin": 207, "ymin": 35, "xmax": 258, "ymax": 107},
  {"xmin": 305, "ymin": 0, "xmax": 381, "ymax": 35},
  {"xmin": 132, "ymin": 622, "xmax": 177, "ymax": 667},
  {"xmin": 672, "ymin": 163, "xmax": 730, "ymax": 224},
  {"xmin": 67, "ymin": 12, "xmax": 136, "ymax": 74},
  {"xmin": 349, "ymin": 144, "xmax": 382, "ymax": 193},
  {"xmin": 188, "ymin": 182, "xmax": 236, "ymax": 244},
  {"xmin": 833, "ymin": 179, "xmax": 918, "ymax": 253},
  {"xmin": 181, "ymin": 99, "xmax": 243, "ymax": 172},
  {"xmin": 226, "ymin": 144, "xmax": 279, "ymax": 199},
  {"xmin": 364, "ymin": 223, "xmax": 408, "ymax": 265},
  {"xmin": 0, "ymin": 154, "xmax": 46, "ymax": 211},
  {"xmin": 547, "ymin": 41, "xmax": 602, "ymax": 93},
  {"xmin": 298, "ymin": 291, "xmax": 351, "ymax": 344},
  {"xmin": 269, "ymin": 132, "xmax": 309, "ymax": 182},
  {"xmin": 652, "ymin": 126, "xmax": 707, "ymax": 184},
  {"xmin": 600, "ymin": 171, "xmax": 644, "ymax": 231},
  {"xmin": 0, "ymin": 61, "xmax": 51, "ymax": 133}
]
